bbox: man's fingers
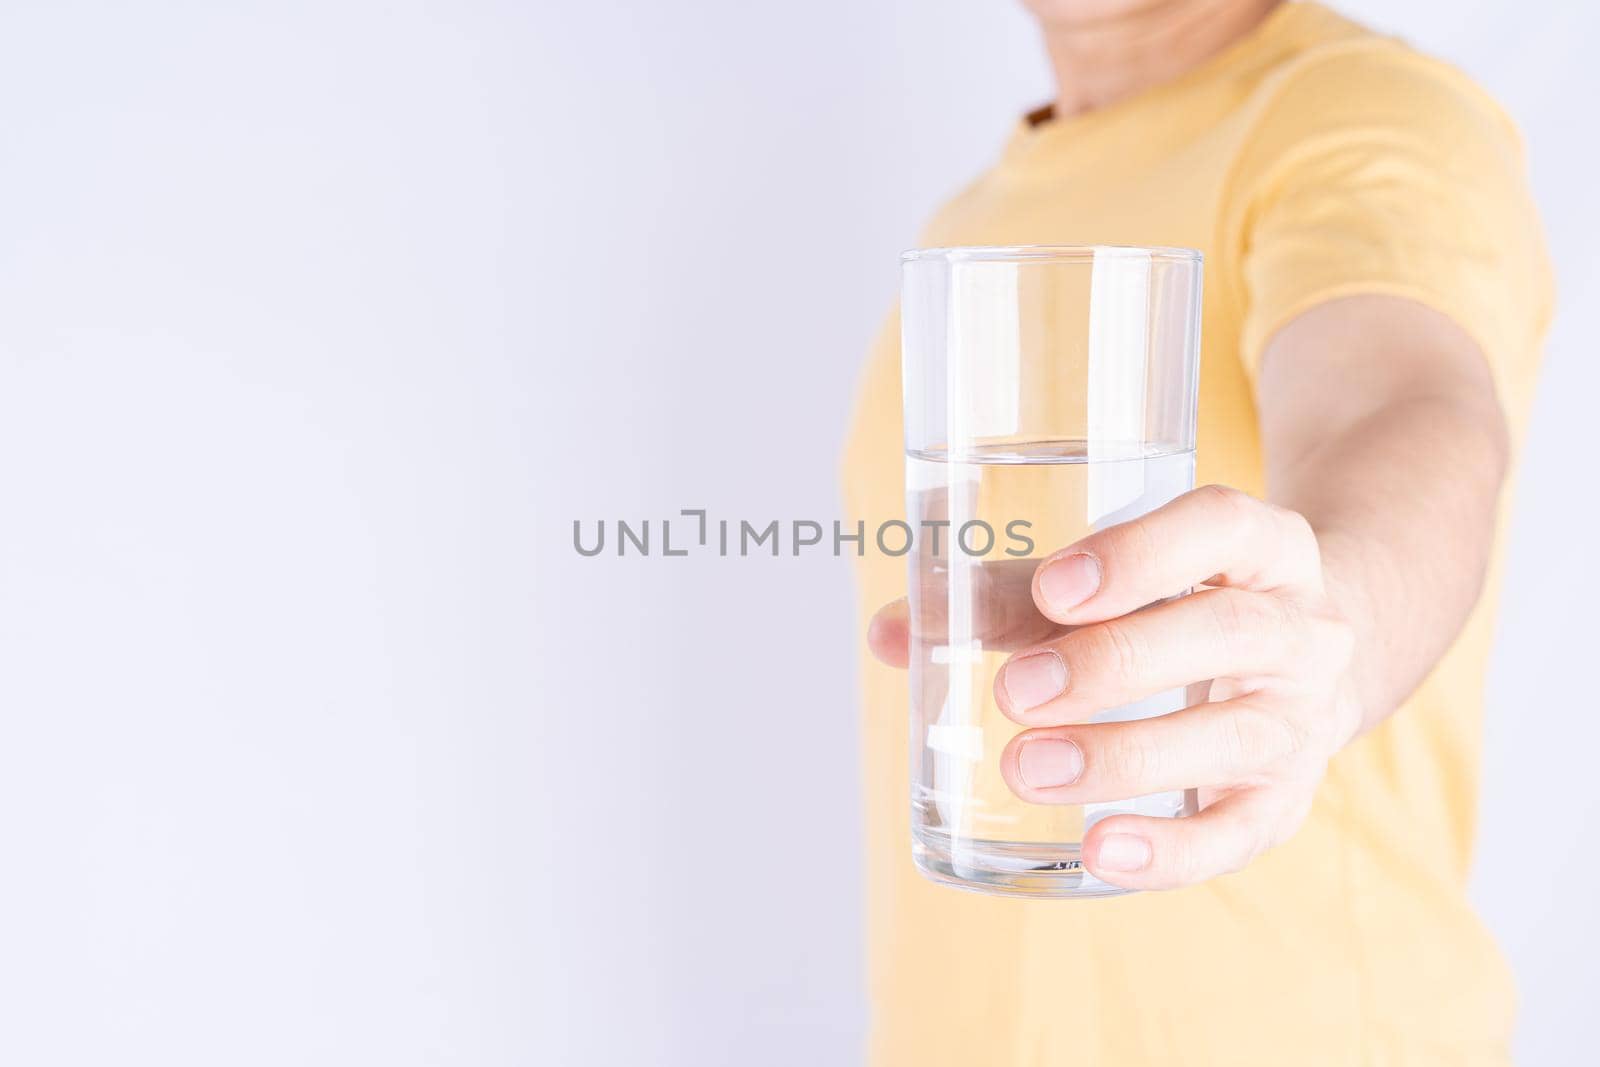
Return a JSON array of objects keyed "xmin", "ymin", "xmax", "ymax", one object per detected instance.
[
  {"xmin": 1031, "ymin": 485, "xmax": 1325, "ymax": 625},
  {"xmin": 998, "ymin": 694, "xmax": 1306, "ymax": 804},
  {"xmin": 1078, "ymin": 785, "xmax": 1308, "ymax": 891},
  {"xmin": 913, "ymin": 557, "xmax": 1058, "ymax": 651},
  {"xmin": 994, "ymin": 586, "xmax": 1344, "ymax": 724},
  {"xmin": 867, "ymin": 599, "xmax": 911, "ymax": 668},
  {"xmin": 870, "ymin": 558, "xmax": 1061, "ymax": 670}
]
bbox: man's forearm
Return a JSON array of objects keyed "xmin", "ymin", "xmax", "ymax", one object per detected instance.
[
  {"xmin": 1256, "ymin": 296, "xmax": 1512, "ymax": 736},
  {"xmin": 1268, "ymin": 390, "xmax": 1508, "ymax": 735}
]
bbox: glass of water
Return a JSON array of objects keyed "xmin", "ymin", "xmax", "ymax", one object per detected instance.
[{"xmin": 900, "ymin": 245, "xmax": 1203, "ymax": 898}]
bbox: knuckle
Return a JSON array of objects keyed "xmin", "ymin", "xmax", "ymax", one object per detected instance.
[
  {"xmin": 1291, "ymin": 603, "xmax": 1355, "ymax": 683},
  {"xmin": 1283, "ymin": 709, "xmax": 1325, "ymax": 759},
  {"xmin": 1289, "ymin": 698, "xmax": 1347, "ymax": 760},
  {"xmin": 1269, "ymin": 504, "xmax": 1320, "ymax": 562},
  {"xmin": 1267, "ymin": 595, "xmax": 1348, "ymax": 677},
  {"xmin": 1224, "ymin": 701, "xmax": 1302, "ymax": 767},
  {"xmin": 1094, "ymin": 728, "xmax": 1158, "ymax": 787},
  {"xmin": 1157, "ymin": 829, "xmax": 1203, "ymax": 884},
  {"xmin": 1274, "ymin": 596, "xmax": 1321, "ymax": 662},
  {"xmin": 1257, "ymin": 790, "xmax": 1315, "ymax": 858},
  {"xmin": 1195, "ymin": 484, "xmax": 1260, "ymax": 536},
  {"xmin": 1204, "ymin": 588, "xmax": 1306, "ymax": 671},
  {"xmin": 1071, "ymin": 619, "xmax": 1146, "ymax": 688},
  {"xmin": 1195, "ymin": 486, "xmax": 1324, "ymax": 586},
  {"xmin": 1205, "ymin": 588, "xmax": 1273, "ymax": 654},
  {"xmin": 1215, "ymin": 843, "xmax": 1251, "ymax": 878},
  {"xmin": 1200, "ymin": 587, "xmax": 1249, "ymax": 636},
  {"xmin": 1234, "ymin": 824, "xmax": 1271, "ymax": 873},
  {"xmin": 1275, "ymin": 509, "xmax": 1325, "ymax": 590},
  {"xmin": 1098, "ymin": 514, "xmax": 1160, "ymax": 578},
  {"xmin": 1221, "ymin": 810, "xmax": 1272, "ymax": 874},
  {"xmin": 1196, "ymin": 483, "xmax": 1251, "ymax": 510}
]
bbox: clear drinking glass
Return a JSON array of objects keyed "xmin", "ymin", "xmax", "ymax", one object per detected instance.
[{"xmin": 900, "ymin": 245, "xmax": 1203, "ymax": 898}]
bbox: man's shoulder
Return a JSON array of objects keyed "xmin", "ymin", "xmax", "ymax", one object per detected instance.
[{"xmin": 1249, "ymin": 10, "xmax": 1520, "ymax": 151}]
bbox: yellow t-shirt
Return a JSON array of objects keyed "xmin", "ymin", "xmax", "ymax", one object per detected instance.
[{"xmin": 841, "ymin": 4, "xmax": 1552, "ymax": 1065}]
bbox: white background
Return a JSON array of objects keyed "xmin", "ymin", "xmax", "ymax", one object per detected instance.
[{"xmin": 0, "ymin": 2, "xmax": 1592, "ymax": 1064}]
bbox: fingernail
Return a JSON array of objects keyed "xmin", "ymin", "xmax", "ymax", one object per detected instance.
[
  {"xmin": 1096, "ymin": 834, "xmax": 1152, "ymax": 872},
  {"xmin": 1017, "ymin": 738, "xmax": 1084, "ymax": 789},
  {"xmin": 1038, "ymin": 554, "xmax": 1101, "ymax": 612},
  {"xmin": 1001, "ymin": 651, "xmax": 1067, "ymax": 711}
]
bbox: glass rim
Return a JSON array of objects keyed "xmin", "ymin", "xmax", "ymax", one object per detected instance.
[{"xmin": 901, "ymin": 243, "xmax": 1202, "ymax": 264}]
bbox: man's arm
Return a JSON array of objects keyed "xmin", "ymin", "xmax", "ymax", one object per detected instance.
[
  {"xmin": 869, "ymin": 292, "xmax": 1515, "ymax": 889},
  {"xmin": 1258, "ymin": 294, "xmax": 1510, "ymax": 735}
]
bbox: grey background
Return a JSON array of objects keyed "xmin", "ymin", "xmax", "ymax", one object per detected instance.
[{"xmin": 0, "ymin": 2, "xmax": 1591, "ymax": 1064}]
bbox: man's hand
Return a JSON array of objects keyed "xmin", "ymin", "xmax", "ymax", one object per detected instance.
[
  {"xmin": 870, "ymin": 484, "xmax": 1357, "ymax": 891},
  {"xmin": 868, "ymin": 293, "xmax": 1511, "ymax": 892}
]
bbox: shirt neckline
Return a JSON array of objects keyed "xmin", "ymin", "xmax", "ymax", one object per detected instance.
[{"xmin": 1004, "ymin": 1, "xmax": 1313, "ymax": 155}]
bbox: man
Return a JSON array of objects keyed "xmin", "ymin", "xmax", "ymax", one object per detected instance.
[{"xmin": 842, "ymin": 1, "xmax": 1551, "ymax": 1063}]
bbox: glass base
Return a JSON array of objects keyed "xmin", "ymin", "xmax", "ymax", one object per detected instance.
[{"xmin": 912, "ymin": 827, "xmax": 1135, "ymax": 899}]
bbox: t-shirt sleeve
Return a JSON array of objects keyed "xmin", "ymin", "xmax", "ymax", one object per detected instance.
[{"xmin": 1229, "ymin": 44, "xmax": 1553, "ymax": 410}]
